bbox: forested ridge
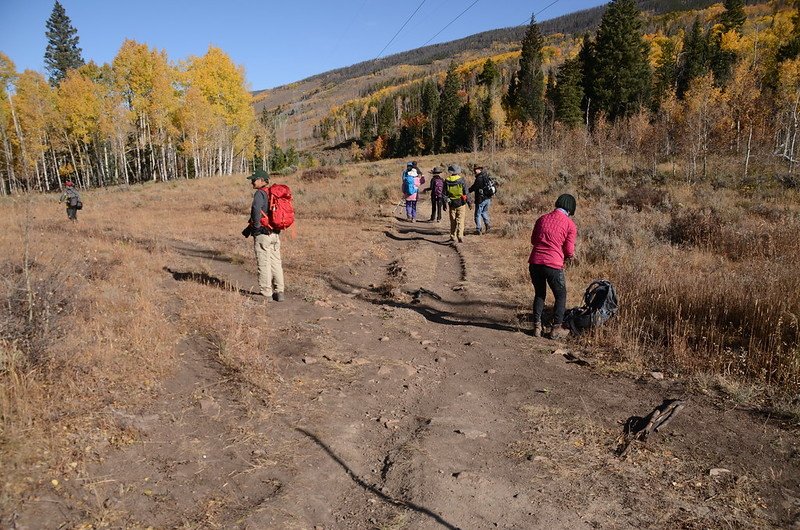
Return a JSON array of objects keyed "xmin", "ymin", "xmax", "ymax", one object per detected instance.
[
  {"xmin": 315, "ymin": 0, "xmax": 800, "ymax": 187},
  {"xmin": 2, "ymin": 0, "xmax": 799, "ymax": 195}
]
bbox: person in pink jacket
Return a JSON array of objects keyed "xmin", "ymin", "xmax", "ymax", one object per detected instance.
[{"xmin": 528, "ymin": 194, "xmax": 577, "ymax": 339}]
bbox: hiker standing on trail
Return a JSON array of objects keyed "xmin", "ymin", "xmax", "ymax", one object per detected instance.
[
  {"xmin": 422, "ymin": 166, "xmax": 445, "ymax": 222},
  {"xmin": 528, "ymin": 194, "xmax": 577, "ymax": 339},
  {"xmin": 402, "ymin": 161, "xmax": 425, "ymax": 222},
  {"xmin": 60, "ymin": 181, "xmax": 81, "ymax": 221},
  {"xmin": 444, "ymin": 164, "xmax": 471, "ymax": 243},
  {"xmin": 243, "ymin": 169, "xmax": 286, "ymax": 302},
  {"xmin": 468, "ymin": 165, "xmax": 493, "ymax": 234}
]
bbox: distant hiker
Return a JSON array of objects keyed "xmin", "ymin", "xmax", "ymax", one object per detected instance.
[
  {"xmin": 402, "ymin": 162, "xmax": 425, "ymax": 222},
  {"xmin": 60, "ymin": 180, "xmax": 81, "ymax": 221},
  {"xmin": 444, "ymin": 164, "xmax": 471, "ymax": 243},
  {"xmin": 243, "ymin": 169, "xmax": 286, "ymax": 301},
  {"xmin": 423, "ymin": 166, "xmax": 446, "ymax": 222},
  {"xmin": 528, "ymin": 194, "xmax": 578, "ymax": 339},
  {"xmin": 468, "ymin": 165, "xmax": 494, "ymax": 234}
]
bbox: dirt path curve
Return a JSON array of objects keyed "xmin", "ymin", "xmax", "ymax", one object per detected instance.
[{"xmin": 17, "ymin": 219, "xmax": 800, "ymax": 529}]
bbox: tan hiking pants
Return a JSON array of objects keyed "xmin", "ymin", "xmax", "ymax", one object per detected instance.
[
  {"xmin": 448, "ymin": 205, "xmax": 467, "ymax": 242},
  {"xmin": 254, "ymin": 233, "xmax": 284, "ymax": 296}
]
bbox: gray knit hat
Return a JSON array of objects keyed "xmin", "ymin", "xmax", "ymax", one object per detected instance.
[{"xmin": 447, "ymin": 164, "xmax": 461, "ymax": 175}]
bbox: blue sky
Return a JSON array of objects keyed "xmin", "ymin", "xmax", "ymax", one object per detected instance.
[{"xmin": 0, "ymin": 1, "xmax": 606, "ymax": 90}]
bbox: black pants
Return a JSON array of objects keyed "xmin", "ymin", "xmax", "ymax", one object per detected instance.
[
  {"xmin": 529, "ymin": 264, "xmax": 567, "ymax": 326},
  {"xmin": 67, "ymin": 207, "xmax": 78, "ymax": 221},
  {"xmin": 429, "ymin": 197, "xmax": 444, "ymax": 221}
]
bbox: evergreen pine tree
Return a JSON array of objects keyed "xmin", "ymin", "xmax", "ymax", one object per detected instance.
[
  {"xmin": 552, "ymin": 58, "xmax": 584, "ymax": 128},
  {"xmin": 652, "ymin": 38, "xmax": 678, "ymax": 110},
  {"xmin": 677, "ymin": 18, "xmax": 710, "ymax": 99},
  {"xmin": 577, "ymin": 34, "xmax": 596, "ymax": 121},
  {"xmin": 720, "ymin": 0, "xmax": 746, "ymax": 32},
  {"xmin": 478, "ymin": 58, "xmax": 500, "ymax": 88},
  {"xmin": 778, "ymin": 3, "xmax": 800, "ymax": 62},
  {"xmin": 513, "ymin": 15, "xmax": 546, "ymax": 125},
  {"xmin": 591, "ymin": 0, "xmax": 651, "ymax": 120},
  {"xmin": 438, "ymin": 62, "xmax": 460, "ymax": 152},
  {"xmin": 710, "ymin": 0, "xmax": 746, "ymax": 86},
  {"xmin": 421, "ymin": 80, "xmax": 439, "ymax": 153},
  {"xmin": 44, "ymin": 1, "xmax": 84, "ymax": 86}
]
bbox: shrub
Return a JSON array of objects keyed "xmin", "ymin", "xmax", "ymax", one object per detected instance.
[
  {"xmin": 617, "ymin": 184, "xmax": 670, "ymax": 211},
  {"xmin": 504, "ymin": 193, "xmax": 550, "ymax": 215},
  {"xmin": 301, "ymin": 167, "xmax": 340, "ymax": 181}
]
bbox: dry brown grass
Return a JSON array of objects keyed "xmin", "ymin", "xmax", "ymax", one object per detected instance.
[{"xmin": 1, "ymin": 146, "xmax": 798, "ymax": 516}]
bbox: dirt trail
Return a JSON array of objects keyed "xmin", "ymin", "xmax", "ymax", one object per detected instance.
[{"xmin": 15, "ymin": 219, "xmax": 800, "ymax": 529}]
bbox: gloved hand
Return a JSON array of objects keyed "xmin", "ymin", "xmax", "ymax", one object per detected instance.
[{"xmin": 241, "ymin": 225, "xmax": 252, "ymax": 238}]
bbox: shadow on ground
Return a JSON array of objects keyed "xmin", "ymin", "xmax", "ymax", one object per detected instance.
[{"xmin": 296, "ymin": 427, "xmax": 461, "ymax": 530}]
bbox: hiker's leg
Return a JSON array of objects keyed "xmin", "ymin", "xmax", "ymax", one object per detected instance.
[
  {"xmin": 474, "ymin": 201, "xmax": 482, "ymax": 231},
  {"xmin": 254, "ymin": 234, "xmax": 273, "ymax": 297},
  {"xmin": 269, "ymin": 233, "xmax": 285, "ymax": 294},
  {"xmin": 405, "ymin": 200, "xmax": 413, "ymax": 219},
  {"xmin": 448, "ymin": 206, "xmax": 457, "ymax": 239},
  {"xmin": 482, "ymin": 199, "xmax": 491, "ymax": 230},
  {"xmin": 411, "ymin": 200, "xmax": 417, "ymax": 220},
  {"xmin": 545, "ymin": 267, "xmax": 567, "ymax": 325},
  {"xmin": 456, "ymin": 205, "xmax": 466, "ymax": 241},
  {"xmin": 530, "ymin": 264, "xmax": 547, "ymax": 324},
  {"xmin": 437, "ymin": 199, "xmax": 443, "ymax": 220}
]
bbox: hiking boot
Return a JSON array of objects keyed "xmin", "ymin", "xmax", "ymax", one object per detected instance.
[
  {"xmin": 273, "ymin": 292, "xmax": 285, "ymax": 302},
  {"xmin": 549, "ymin": 325, "xmax": 570, "ymax": 340},
  {"xmin": 484, "ymin": 225, "xmax": 491, "ymax": 233},
  {"xmin": 533, "ymin": 322, "xmax": 542, "ymax": 337}
]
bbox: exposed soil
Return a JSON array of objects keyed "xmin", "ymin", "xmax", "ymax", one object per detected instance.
[{"xmin": 9, "ymin": 218, "xmax": 800, "ymax": 529}]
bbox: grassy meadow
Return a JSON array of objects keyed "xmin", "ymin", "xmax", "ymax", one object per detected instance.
[{"xmin": 1, "ymin": 148, "xmax": 799, "ymax": 514}]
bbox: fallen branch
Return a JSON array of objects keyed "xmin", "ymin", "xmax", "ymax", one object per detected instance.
[{"xmin": 616, "ymin": 398, "xmax": 685, "ymax": 457}]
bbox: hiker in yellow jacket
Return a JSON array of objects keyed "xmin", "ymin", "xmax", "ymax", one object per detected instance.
[{"xmin": 443, "ymin": 164, "xmax": 472, "ymax": 243}]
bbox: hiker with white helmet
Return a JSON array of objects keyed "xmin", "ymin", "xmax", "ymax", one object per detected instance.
[
  {"xmin": 401, "ymin": 161, "xmax": 425, "ymax": 222},
  {"xmin": 529, "ymin": 193, "xmax": 578, "ymax": 339}
]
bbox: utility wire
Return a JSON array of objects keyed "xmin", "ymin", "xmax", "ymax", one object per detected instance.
[
  {"xmin": 376, "ymin": 0, "xmax": 428, "ymax": 59},
  {"xmin": 517, "ymin": 0, "xmax": 562, "ymax": 26},
  {"xmin": 421, "ymin": 0, "xmax": 481, "ymax": 47},
  {"xmin": 325, "ymin": 0, "xmax": 370, "ymax": 66}
]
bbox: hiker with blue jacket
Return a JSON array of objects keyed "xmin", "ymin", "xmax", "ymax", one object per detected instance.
[
  {"xmin": 468, "ymin": 165, "xmax": 493, "ymax": 234},
  {"xmin": 402, "ymin": 161, "xmax": 425, "ymax": 222},
  {"xmin": 422, "ymin": 166, "xmax": 445, "ymax": 222},
  {"xmin": 528, "ymin": 194, "xmax": 577, "ymax": 339}
]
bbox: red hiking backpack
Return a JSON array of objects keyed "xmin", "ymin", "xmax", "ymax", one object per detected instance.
[{"xmin": 259, "ymin": 184, "xmax": 295, "ymax": 230}]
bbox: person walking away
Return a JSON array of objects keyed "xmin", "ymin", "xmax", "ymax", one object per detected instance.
[
  {"xmin": 444, "ymin": 164, "xmax": 471, "ymax": 243},
  {"xmin": 60, "ymin": 181, "xmax": 81, "ymax": 221},
  {"xmin": 422, "ymin": 166, "xmax": 445, "ymax": 222},
  {"xmin": 528, "ymin": 194, "xmax": 577, "ymax": 339},
  {"xmin": 468, "ymin": 165, "xmax": 493, "ymax": 234},
  {"xmin": 402, "ymin": 162, "xmax": 425, "ymax": 222},
  {"xmin": 243, "ymin": 169, "xmax": 286, "ymax": 301}
]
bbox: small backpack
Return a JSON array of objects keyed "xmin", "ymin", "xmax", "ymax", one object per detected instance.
[
  {"xmin": 482, "ymin": 175, "xmax": 497, "ymax": 198},
  {"xmin": 259, "ymin": 184, "xmax": 295, "ymax": 230},
  {"xmin": 403, "ymin": 173, "xmax": 418, "ymax": 195},
  {"xmin": 564, "ymin": 280, "xmax": 618, "ymax": 334}
]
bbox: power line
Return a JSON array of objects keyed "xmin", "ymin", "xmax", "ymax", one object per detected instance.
[
  {"xmin": 376, "ymin": 0, "xmax": 428, "ymax": 59},
  {"xmin": 325, "ymin": 0, "xmax": 370, "ymax": 66},
  {"xmin": 517, "ymin": 0, "xmax": 562, "ymax": 27},
  {"xmin": 421, "ymin": 0, "xmax": 481, "ymax": 47}
]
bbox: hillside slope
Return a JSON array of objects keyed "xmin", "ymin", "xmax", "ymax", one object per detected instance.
[{"xmin": 252, "ymin": 0, "xmax": 737, "ymax": 149}]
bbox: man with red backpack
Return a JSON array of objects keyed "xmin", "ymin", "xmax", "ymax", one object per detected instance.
[{"xmin": 243, "ymin": 169, "xmax": 287, "ymax": 301}]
